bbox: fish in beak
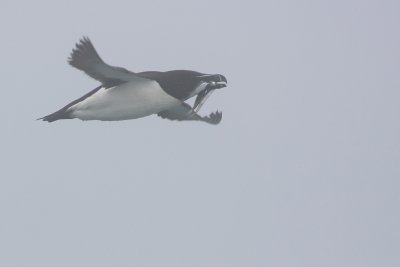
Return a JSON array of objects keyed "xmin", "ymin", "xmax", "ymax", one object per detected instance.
[{"xmin": 194, "ymin": 74, "xmax": 227, "ymax": 112}]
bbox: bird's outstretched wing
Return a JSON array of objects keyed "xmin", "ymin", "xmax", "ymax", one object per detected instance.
[
  {"xmin": 68, "ymin": 37, "xmax": 144, "ymax": 87},
  {"xmin": 158, "ymin": 102, "xmax": 222, "ymax": 125}
]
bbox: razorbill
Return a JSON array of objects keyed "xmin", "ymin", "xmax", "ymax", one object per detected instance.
[{"xmin": 39, "ymin": 37, "xmax": 227, "ymax": 124}]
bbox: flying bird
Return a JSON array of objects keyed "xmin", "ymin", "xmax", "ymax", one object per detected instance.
[{"xmin": 39, "ymin": 37, "xmax": 227, "ymax": 124}]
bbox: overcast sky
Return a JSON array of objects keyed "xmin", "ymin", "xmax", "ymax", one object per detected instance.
[{"xmin": 1, "ymin": 0, "xmax": 399, "ymax": 266}]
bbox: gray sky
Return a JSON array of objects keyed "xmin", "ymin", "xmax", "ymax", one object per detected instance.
[{"xmin": 1, "ymin": 0, "xmax": 399, "ymax": 266}]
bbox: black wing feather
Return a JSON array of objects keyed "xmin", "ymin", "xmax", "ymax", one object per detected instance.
[
  {"xmin": 158, "ymin": 102, "xmax": 222, "ymax": 125},
  {"xmin": 68, "ymin": 37, "xmax": 144, "ymax": 87}
]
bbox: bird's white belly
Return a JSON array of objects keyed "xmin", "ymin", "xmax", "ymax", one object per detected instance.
[{"xmin": 68, "ymin": 80, "xmax": 181, "ymax": 121}]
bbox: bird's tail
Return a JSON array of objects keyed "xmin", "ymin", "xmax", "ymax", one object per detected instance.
[{"xmin": 38, "ymin": 109, "xmax": 72, "ymax": 122}]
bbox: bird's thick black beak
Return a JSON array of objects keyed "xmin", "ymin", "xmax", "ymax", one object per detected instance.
[
  {"xmin": 219, "ymin": 74, "xmax": 227, "ymax": 84},
  {"xmin": 215, "ymin": 74, "xmax": 227, "ymax": 89},
  {"xmin": 208, "ymin": 74, "xmax": 227, "ymax": 89},
  {"xmin": 198, "ymin": 74, "xmax": 227, "ymax": 89}
]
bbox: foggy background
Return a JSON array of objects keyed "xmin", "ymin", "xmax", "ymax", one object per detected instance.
[{"xmin": 1, "ymin": 0, "xmax": 399, "ymax": 266}]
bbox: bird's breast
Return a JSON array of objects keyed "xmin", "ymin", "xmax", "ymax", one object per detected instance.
[{"xmin": 68, "ymin": 80, "xmax": 181, "ymax": 121}]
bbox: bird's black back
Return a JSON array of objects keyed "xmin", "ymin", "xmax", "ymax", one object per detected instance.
[{"xmin": 138, "ymin": 70, "xmax": 204, "ymax": 100}]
